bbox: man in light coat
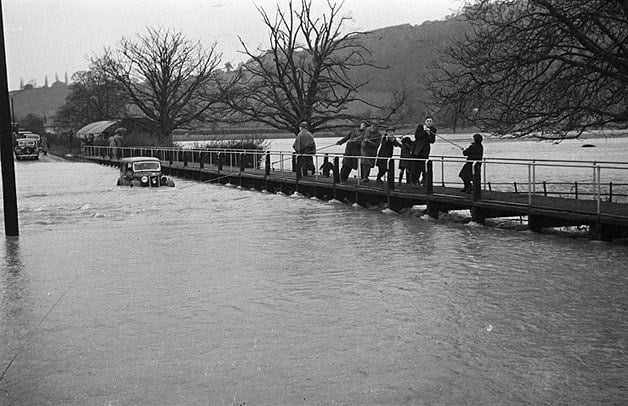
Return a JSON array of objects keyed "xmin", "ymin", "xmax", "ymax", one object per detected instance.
[{"xmin": 293, "ymin": 121, "xmax": 316, "ymax": 176}]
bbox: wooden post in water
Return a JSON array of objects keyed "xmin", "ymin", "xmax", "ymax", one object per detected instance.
[{"xmin": 0, "ymin": 8, "xmax": 19, "ymax": 236}]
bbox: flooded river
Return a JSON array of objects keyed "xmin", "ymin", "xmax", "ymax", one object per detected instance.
[{"xmin": 1, "ymin": 154, "xmax": 626, "ymax": 405}]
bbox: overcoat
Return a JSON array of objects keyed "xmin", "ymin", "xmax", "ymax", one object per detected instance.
[{"xmin": 458, "ymin": 141, "xmax": 484, "ymax": 181}]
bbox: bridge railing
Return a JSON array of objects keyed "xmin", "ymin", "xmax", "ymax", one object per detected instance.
[{"xmin": 84, "ymin": 145, "xmax": 628, "ymax": 204}]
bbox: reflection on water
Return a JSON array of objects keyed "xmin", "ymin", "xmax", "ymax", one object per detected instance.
[{"xmin": 0, "ymin": 158, "xmax": 626, "ymax": 405}]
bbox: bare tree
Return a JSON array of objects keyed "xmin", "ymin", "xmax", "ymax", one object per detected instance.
[
  {"xmin": 431, "ymin": 0, "xmax": 628, "ymax": 137},
  {"xmin": 214, "ymin": 0, "xmax": 387, "ymax": 135},
  {"xmin": 100, "ymin": 27, "xmax": 222, "ymax": 143}
]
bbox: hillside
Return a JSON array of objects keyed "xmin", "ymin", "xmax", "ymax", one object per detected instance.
[{"xmin": 9, "ymin": 82, "xmax": 70, "ymax": 122}]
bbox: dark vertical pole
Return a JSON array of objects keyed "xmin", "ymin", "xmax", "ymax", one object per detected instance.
[
  {"xmin": 0, "ymin": 6, "xmax": 19, "ymax": 236},
  {"xmin": 387, "ymin": 158, "xmax": 395, "ymax": 191},
  {"xmin": 332, "ymin": 156, "xmax": 339, "ymax": 200},
  {"xmin": 265, "ymin": 153, "xmax": 270, "ymax": 177},
  {"xmin": 295, "ymin": 157, "xmax": 302, "ymax": 182},
  {"xmin": 332, "ymin": 157, "xmax": 340, "ymax": 184},
  {"xmin": 426, "ymin": 160, "xmax": 433, "ymax": 195},
  {"xmin": 473, "ymin": 162, "xmax": 482, "ymax": 200}
]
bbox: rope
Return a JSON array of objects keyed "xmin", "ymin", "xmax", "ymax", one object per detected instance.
[{"xmin": 0, "ymin": 286, "xmax": 71, "ymax": 384}]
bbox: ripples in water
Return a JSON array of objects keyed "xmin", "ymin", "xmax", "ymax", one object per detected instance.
[{"xmin": 1, "ymin": 160, "xmax": 626, "ymax": 405}]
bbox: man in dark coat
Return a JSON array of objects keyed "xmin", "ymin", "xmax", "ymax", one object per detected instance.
[
  {"xmin": 411, "ymin": 116, "xmax": 436, "ymax": 185},
  {"xmin": 337, "ymin": 121, "xmax": 367, "ymax": 181},
  {"xmin": 375, "ymin": 127, "xmax": 401, "ymax": 182},
  {"xmin": 459, "ymin": 133, "xmax": 484, "ymax": 192}
]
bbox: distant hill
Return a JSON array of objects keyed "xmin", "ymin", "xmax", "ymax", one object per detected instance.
[
  {"xmin": 9, "ymin": 82, "xmax": 70, "ymax": 123},
  {"xmin": 348, "ymin": 16, "xmax": 470, "ymax": 121},
  {"xmin": 9, "ymin": 16, "xmax": 468, "ymax": 127}
]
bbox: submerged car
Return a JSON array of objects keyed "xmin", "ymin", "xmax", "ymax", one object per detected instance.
[
  {"xmin": 117, "ymin": 157, "xmax": 175, "ymax": 187},
  {"xmin": 14, "ymin": 138, "xmax": 40, "ymax": 160}
]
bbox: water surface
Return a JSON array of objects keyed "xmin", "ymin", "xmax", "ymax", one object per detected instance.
[{"xmin": 0, "ymin": 156, "xmax": 626, "ymax": 405}]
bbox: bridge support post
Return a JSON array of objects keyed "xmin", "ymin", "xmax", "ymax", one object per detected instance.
[
  {"xmin": 426, "ymin": 202, "xmax": 440, "ymax": 219},
  {"xmin": 471, "ymin": 207, "xmax": 486, "ymax": 225},
  {"xmin": 590, "ymin": 222, "xmax": 624, "ymax": 242}
]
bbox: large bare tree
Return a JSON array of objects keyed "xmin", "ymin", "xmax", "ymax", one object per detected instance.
[
  {"xmin": 431, "ymin": 0, "xmax": 628, "ymax": 137},
  {"xmin": 100, "ymin": 27, "xmax": 222, "ymax": 143},
  {"xmin": 214, "ymin": 0, "xmax": 385, "ymax": 135}
]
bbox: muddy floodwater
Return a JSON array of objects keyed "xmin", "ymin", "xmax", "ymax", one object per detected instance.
[{"xmin": 1, "ymin": 153, "xmax": 626, "ymax": 405}]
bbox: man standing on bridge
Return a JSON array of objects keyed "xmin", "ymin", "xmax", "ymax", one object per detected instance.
[
  {"xmin": 411, "ymin": 116, "xmax": 436, "ymax": 186},
  {"xmin": 293, "ymin": 121, "xmax": 316, "ymax": 176},
  {"xmin": 337, "ymin": 121, "xmax": 368, "ymax": 181}
]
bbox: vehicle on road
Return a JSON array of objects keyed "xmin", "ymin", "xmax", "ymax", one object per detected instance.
[
  {"xmin": 14, "ymin": 138, "xmax": 40, "ymax": 160},
  {"xmin": 117, "ymin": 157, "xmax": 175, "ymax": 187}
]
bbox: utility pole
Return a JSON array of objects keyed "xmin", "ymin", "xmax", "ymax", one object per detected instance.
[{"xmin": 0, "ymin": 2, "xmax": 19, "ymax": 236}]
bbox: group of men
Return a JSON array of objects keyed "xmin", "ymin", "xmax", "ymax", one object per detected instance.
[
  {"xmin": 335, "ymin": 116, "xmax": 437, "ymax": 185},
  {"xmin": 293, "ymin": 116, "xmax": 481, "ymax": 191}
]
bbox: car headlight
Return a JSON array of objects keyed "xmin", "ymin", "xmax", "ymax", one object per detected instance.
[{"xmin": 141, "ymin": 176, "xmax": 148, "ymax": 183}]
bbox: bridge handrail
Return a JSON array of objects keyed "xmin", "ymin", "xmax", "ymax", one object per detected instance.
[{"xmin": 83, "ymin": 145, "xmax": 628, "ymax": 206}]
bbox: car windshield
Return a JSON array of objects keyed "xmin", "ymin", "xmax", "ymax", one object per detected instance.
[
  {"xmin": 133, "ymin": 161, "xmax": 161, "ymax": 171},
  {"xmin": 17, "ymin": 139, "xmax": 35, "ymax": 146}
]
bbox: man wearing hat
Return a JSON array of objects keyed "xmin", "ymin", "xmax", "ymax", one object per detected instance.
[{"xmin": 293, "ymin": 121, "xmax": 316, "ymax": 176}]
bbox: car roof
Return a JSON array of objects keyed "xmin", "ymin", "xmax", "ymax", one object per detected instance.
[
  {"xmin": 120, "ymin": 157, "xmax": 161, "ymax": 163},
  {"xmin": 16, "ymin": 138, "xmax": 36, "ymax": 142}
]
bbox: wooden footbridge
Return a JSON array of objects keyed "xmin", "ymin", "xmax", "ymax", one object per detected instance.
[{"xmin": 84, "ymin": 146, "xmax": 628, "ymax": 242}]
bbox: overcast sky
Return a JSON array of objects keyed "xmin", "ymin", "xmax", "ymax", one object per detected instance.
[{"xmin": 3, "ymin": 0, "xmax": 462, "ymax": 91}]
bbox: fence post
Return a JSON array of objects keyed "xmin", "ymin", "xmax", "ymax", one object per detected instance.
[
  {"xmin": 265, "ymin": 153, "xmax": 271, "ymax": 176},
  {"xmin": 528, "ymin": 164, "xmax": 532, "ymax": 205},
  {"xmin": 441, "ymin": 156, "xmax": 445, "ymax": 187},
  {"xmin": 472, "ymin": 162, "xmax": 481, "ymax": 200},
  {"xmin": 387, "ymin": 158, "xmax": 395, "ymax": 191},
  {"xmin": 239, "ymin": 153, "xmax": 245, "ymax": 172},
  {"xmin": 295, "ymin": 156, "xmax": 302, "ymax": 182},
  {"xmin": 333, "ymin": 156, "xmax": 340, "ymax": 184},
  {"xmin": 426, "ymin": 160, "xmax": 433, "ymax": 195},
  {"xmin": 596, "ymin": 165, "xmax": 601, "ymax": 215},
  {"xmin": 217, "ymin": 152, "xmax": 223, "ymax": 171}
]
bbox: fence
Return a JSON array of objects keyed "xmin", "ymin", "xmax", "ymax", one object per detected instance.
[{"xmin": 84, "ymin": 145, "xmax": 628, "ymax": 204}]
